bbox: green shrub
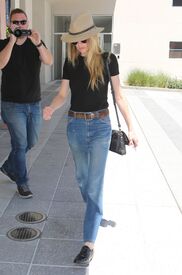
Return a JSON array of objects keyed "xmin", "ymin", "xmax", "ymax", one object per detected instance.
[
  {"xmin": 167, "ymin": 79, "xmax": 182, "ymax": 89},
  {"xmin": 127, "ymin": 70, "xmax": 150, "ymax": 87},
  {"xmin": 126, "ymin": 69, "xmax": 181, "ymax": 89},
  {"xmin": 153, "ymin": 73, "xmax": 169, "ymax": 88}
]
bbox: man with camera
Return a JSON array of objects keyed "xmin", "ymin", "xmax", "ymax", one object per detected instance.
[{"xmin": 0, "ymin": 8, "xmax": 53, "ymax": 198}]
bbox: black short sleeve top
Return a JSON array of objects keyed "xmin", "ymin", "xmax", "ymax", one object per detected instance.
[
  {"xmin": 63, "ymin": 52, "xmax": 119, "ymax": 112},
  {"xmin": 0, "ymin": 38, "xmax": 42, "ymax": 103}
]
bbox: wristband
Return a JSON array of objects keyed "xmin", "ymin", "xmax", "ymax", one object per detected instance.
[{"xmin": 36, "ymin": 41, "xmax": 43, "ymax": 48}]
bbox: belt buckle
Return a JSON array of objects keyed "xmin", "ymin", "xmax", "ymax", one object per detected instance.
[
  {"xmin": 83, "ymin": 112, "xmax": 95, "ymax": 119},
  {"xmin": 90, "ymin": 113, "xmax": 95, "ymax": 119}
]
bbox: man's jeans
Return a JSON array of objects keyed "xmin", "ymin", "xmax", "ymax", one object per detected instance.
[
  {"xmin": 67, "ymin": 114, "xmax": 111, "ymax": 243},
  {"xmin": 1, "ymin": 101, "xmax": 42, "ymax": 186}
]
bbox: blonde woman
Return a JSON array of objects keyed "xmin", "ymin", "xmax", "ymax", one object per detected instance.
[{"xmin": 43, "ymin": 12, "xmax": 138, "ymax": 266}]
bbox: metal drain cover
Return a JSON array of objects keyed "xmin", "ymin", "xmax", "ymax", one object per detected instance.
[
  {"xmin": 15, "ymin": 211, "xmax": 47, "ymax": 224},
  {"xmin": 7, "ymin": 227, "xmax": 41, "ymax": 241}
]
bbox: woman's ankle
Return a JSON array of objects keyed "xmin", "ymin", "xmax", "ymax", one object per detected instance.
[{"xmin": 84, "ymin": 241, "xmax": 94, "ymax": 250}]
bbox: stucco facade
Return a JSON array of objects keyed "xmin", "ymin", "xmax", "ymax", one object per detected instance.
[
  {"xmin": 0, "ymin": 0, "xmax": 182, "ymax": 84},
  {"xmin": 113, "ymin": 0, "xmax": 182, "ymax": 82}
]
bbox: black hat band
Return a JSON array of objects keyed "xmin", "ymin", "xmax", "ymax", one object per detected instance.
[{"xmin": 69, "ymin": 25, "xmax": 95, "ymax": 35}]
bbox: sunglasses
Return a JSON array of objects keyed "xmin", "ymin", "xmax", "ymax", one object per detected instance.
[
  {"xmin": 71, "ymin": 40, "xmax": 87, "ymax": 45},
  {"xmin": 11, "ymin": 20, "xmax": 27, "ymax": 25}
]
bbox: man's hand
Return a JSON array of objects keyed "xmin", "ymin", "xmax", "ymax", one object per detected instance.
[
  {"xmin": 9, "ymin": 33, "xmax": 17, "ymax": 45},
  {"xmin": 28, "ymin": 30, "xmax": 41, "ymax": 46}
]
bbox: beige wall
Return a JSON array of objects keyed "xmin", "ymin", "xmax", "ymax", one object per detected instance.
[
  {"xmin": 1, "ymin": 0, "xmax": 182, "ymax": 84},
  {"xmin": 0, "ymin": 0, "xmax": 6, "ymax": 39},
  {"xmin": 51, "ymin": 0, "xmax": 115, "ymax": 15},
  {"xmin": 32, "ymin": 0, "xmax": 52, "ymax": 83},
  {"xmin": 113, "ymin": 0, "xmax": 182, "ymax": 83}
]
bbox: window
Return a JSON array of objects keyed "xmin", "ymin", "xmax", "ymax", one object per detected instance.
[
  {"xmin": 169, "ymin": 42, "xmax": 182, "ymax": 58},
  {"xmin": 173, "ymin": 0, "xmax": 182, "ymax": 6}
]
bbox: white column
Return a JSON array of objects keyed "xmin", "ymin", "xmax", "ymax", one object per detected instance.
[
  {"xmin": 32, "ymin": 0, "xmax": 52, "ymax": 83},
  {"xmin": 11, "ymin": 0, "xmax": 20, "ymax": 9},
  {"xmin": 0, "ymin": 0, "xmax": 6, "ymax": 39},
  {"xmin": 20, "ymin": 0, "xmax": 32, "ymax": 27}
]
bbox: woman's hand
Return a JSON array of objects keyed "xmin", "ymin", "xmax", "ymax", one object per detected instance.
[
  {"xmin": 43, "ymin": 106, "xmax": 54, "ymax": 120},
  {"xmin": 128, "ymin": 130, "xmax": 138, "ymax": 148},
  {"xmin": 43, "ymin": 80, "xmax": 69, "ymax": 120}
]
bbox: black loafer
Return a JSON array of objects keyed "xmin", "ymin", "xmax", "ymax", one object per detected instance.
[{"xmin": 74, "ymin": 245, "xmax": 94, "ymax": 266}]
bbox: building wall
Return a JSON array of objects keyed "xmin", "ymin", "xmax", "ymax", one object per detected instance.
[
  {"xmin": 1, "ymin": 0, "xmax": 182, "ymax": 85},
  {"xmin": 32, "ymin": 0, "xmax": 52, "ymax": 83},
  {"xmin": 113, "ymin": 0, "xmax": 182, "ymax": 83},
  {"xmin": 0, "ymin": 0, "xmax": 6, "ymax": 39},
  {"xmin": 51, "ymin": 0, "xmax": 115, "ymax": 15}
]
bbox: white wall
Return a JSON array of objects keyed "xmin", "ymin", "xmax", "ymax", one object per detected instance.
[
  {"xmin": 51, "ymin": 0, "xmax": 116, "ymax": 15},
  {"xmin": 2, "ymin": 0, "xmax": 182, "ymax": 85},
  {"xmin": 32, "ymin": 0, "xmax": 52, "ymax": 83},
  {"xmin": 20, "ymin": 0, "xmax": 32, "ymax": 25},
  {"xmin": 113, "ymin": 0, "xmax": 182, "ymax": 83},
  {"xmin": 11, "ymin": 0, "xmax": 20, "ymax": 9},
  {"xmin": 0, "ymin": 0, "xmax": 6, "ymax": 39}
]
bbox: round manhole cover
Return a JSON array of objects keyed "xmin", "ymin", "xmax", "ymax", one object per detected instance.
[
  {"xmin": 7, "ymin": 227, "xmax": 41, "ymax": 241},
  {"xmin": 15, "ymin": 211, "xmax": 47, "ymax": 224}
]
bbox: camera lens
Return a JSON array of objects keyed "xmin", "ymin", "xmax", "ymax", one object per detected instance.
[{"xmin": 14, "ymin": 29, "xmax": 22, "ymax": 37}]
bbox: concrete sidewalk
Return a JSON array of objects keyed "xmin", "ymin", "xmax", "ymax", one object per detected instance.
[{"xmin": 0, "ymin": 82, "xmax": 182, "ymax": 275}]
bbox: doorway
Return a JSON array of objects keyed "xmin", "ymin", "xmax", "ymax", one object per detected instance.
[{"xmin": 53, "ymin": 15, "xmax": 112, "ymax": 80}]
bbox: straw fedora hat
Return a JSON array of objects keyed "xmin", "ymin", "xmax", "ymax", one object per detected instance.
[{"xmin": 61, "ymin": 13, "xmax": 104, "ymax": 43}]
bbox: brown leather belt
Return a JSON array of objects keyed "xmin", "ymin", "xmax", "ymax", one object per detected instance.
[{"xmin": 68, "ymin": 109, "xmax": 109, "ymax": 119}]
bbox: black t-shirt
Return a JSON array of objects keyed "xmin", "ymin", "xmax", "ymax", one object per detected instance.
[
  {"xmin": 63, "ymin": 53, "xmax": 119, "ymax": 112},
  {"xmin": 0, "ymin": 38, "xmax": 42, "ymax": 103}
]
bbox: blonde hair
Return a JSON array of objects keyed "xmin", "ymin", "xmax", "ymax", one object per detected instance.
[{"xmin": 67, "ymin": 35, "xmax": 105, "ymax": 90}]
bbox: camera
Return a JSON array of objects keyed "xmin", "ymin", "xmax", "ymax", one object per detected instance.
[
  {"xmin": 13, "ymin": 29, "xmax": 32, "ymax": 38},
  {"xmin": 8, "ymin": 28, "xmax": 32, "ymax": 38}
]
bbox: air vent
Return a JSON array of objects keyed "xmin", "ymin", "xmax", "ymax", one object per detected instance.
[
  {"xmin": 7, "ymin": 227, "xmax": 41, "ymax": 241},
  {"xmin": 15, "ymin": 211, "xmax": 47, "ymax": 224}
]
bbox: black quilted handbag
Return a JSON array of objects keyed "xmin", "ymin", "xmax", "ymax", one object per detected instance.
[
  {"xmin": 106, "ymin": 54, "xmax": 129, "ymax": 155},
  {"xmin": 110, "ymin": 129, "xmax": 129, "ymax": 155}
]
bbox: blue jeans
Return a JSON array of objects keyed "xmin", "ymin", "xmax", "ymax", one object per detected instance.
[
  {"xmin": 1, "ymin": 101, "xmax": 42, "ymax": 186},
  {"xmin": 67, "ymin": 113, "xmax": 112, "ymax": 243}
]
